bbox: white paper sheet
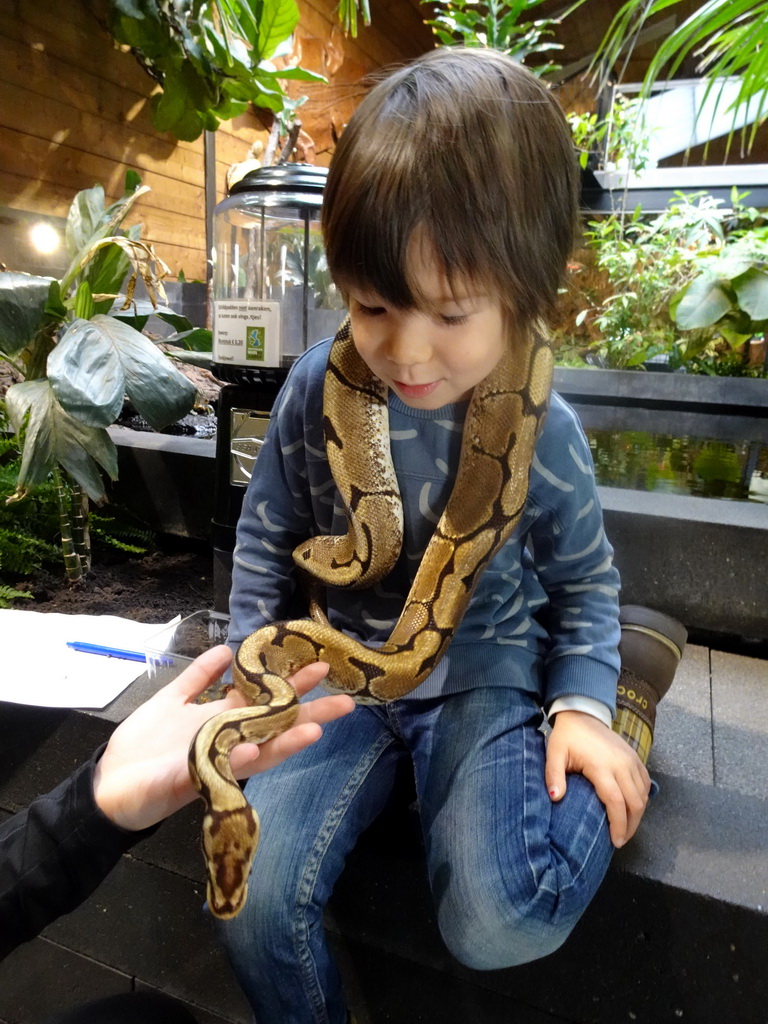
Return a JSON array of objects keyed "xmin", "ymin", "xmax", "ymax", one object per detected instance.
[{"xmin": 0, "ymin": 611, "xmax": 179, "ymax": 709}]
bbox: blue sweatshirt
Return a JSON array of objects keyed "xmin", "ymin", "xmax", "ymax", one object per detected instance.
[{"xmin": 228, "ymin": 338, "xmax": 621, "ymax": 716}]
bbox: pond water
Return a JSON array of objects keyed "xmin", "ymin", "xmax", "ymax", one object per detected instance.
[
  {"xmin": 573, "ymin": 405, "xmax": 768, "ymax": 504},
  {"xmin": 586, "ymin": 430, "xmax": 768, "ymax": 502}
]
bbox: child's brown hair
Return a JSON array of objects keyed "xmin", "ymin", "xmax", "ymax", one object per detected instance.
[{"xmin": 322, "ymin": 47, "xmax": 579, "ymax": 328}]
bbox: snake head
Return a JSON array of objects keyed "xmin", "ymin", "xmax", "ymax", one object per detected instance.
[{"xmin": 202, "ymin": 806, "xmax": 260, "ymax": 919}]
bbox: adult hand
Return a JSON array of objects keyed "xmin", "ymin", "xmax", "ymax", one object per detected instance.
[
  {"xmin": 545, "ymin": 710, "xmax": 651, "ymax": 848},
  {"xmin": 93, "ymin": 646, "xmax": 353, "ymax": 831}
]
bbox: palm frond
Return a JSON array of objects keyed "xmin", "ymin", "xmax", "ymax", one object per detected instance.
[{"xmin": 593, "ymin": 0, "xmax": 768, "ymax": 154}]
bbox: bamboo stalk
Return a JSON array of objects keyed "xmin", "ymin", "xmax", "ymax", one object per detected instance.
[
  {"xmin": 53, "ymin": 467, "xmax": 84, "ymax": 583},
  {"xmin": 69, "ymin": 478, "xmax": 91, "ymax": 576}
]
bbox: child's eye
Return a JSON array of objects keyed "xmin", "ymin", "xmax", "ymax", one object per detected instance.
[
  {"xmin": 439, "ymin": 314, "xmax": 469, "ymax": 327},
  {"xmin": 356, "ymin": 303, "xmax": 387, "ymax": 317}
]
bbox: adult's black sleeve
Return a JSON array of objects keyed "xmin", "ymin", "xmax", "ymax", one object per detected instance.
[{"xmin": 0, "ymin": 747, "xmax": 156, "ymax": 959}]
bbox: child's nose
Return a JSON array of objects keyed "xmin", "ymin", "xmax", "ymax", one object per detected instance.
[{"xmin": 384, "ymin": 315, "xmax": 430, "ymax": 366}]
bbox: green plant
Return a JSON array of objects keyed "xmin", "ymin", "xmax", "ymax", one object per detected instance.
[
  {"xmin": 0, "ymin": 584, "xmax": 33, "ymax": 609},
  {"xmin": 0, "ymin": 454, "xmax": 153, "ymax": 602},
  {"xmin": 0, "ymin": 175, "xmax": 198, "ymax": 582},
  {"xmin": 0, "ymin": 407, "xmax": 154, "ymax": 595},
  {"xmin": 337, "ymin": 0, "xmax": 371, "ymax": 36},
  {"xmin": 90, "ymin": 508, "xmax": 155, "ymax": 555},
  {"xmin": 671, "ymin": 191, "xmax": 768, "ymax": 359},
  {"xmin": 592, "ymin": 0, "xmax": 768, "ymax": 154},
  {"xmin": 567, "ymin": 92, "xmax": 654, "ymax": 173},
  {"xmin": 0, "ymin": 420, "xmax": 70, "ymax": 580},
  {"xmin": 103, "ymin": 0, "xmax": 325, "ymax": 141},
  {"xmin": 421, "ymin": 0, "xmax": 574, "ymax": 75},
  {"xmin": 575, "ymin": 193, "xmax": 729, "ymax": 368},
  {"xmin": 269, "ymin": 227, "xmax": 344, "ymax": 308},
  {"xmin": 0, "ymin": 453, "xmax": 62, "ymax": 579}
]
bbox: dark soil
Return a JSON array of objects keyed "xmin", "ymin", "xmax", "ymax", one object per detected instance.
[{"xmin": 8, "ymin": 538, "xmax": 215, "ymax": 623}]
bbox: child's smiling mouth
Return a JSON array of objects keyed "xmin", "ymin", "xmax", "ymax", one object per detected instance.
[{"xmin": 392, "ymin": 380, "xmax": 442, "ymax": 399}]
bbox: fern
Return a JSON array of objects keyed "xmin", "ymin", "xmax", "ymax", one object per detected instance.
[
  {"xmin": 0, "ymin": 440, "xmax": 62, "ymax": 575},
  {"xmin": 0, "ymin": 583, "xmax": 33, "ymax": 608},
  {"xmin": 0, "ymin": 527, "xmax": 61, "ymax": 574},
  {"xmin": 91, "ymin": 508, "xmax": 154, "ymax": 556},
  {"xmin": 2, "ymin": 408, "xmax": 156, "ymax": 577}
]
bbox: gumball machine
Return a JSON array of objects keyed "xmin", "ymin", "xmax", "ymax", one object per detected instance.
[{"xmin": 210, "ymin": 164, "xmax": 345, "ymax": 610}]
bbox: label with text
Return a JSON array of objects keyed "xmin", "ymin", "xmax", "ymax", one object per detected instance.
[{"xmin": 213, "ymin": 299, "xmax": 281, "ymax": 366}]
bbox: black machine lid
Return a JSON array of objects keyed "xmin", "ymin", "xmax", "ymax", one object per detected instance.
[{"xmin": 227, "ymin": 163, "xmax": 329, "ymax": 201}]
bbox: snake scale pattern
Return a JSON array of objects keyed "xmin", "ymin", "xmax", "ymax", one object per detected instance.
[{"xmin": 188, "ymin": 318, "xmax": 553, "ymax": 918}]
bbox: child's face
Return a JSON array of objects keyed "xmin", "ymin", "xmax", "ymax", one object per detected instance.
[{"xmin": 347, "ymin": 244, "xmax": 507, "ymax": 410}]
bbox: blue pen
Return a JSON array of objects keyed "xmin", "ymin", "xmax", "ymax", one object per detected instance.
[{"xmin": 66, "ymin": 641, "xmax": 147, "ymax": 663}]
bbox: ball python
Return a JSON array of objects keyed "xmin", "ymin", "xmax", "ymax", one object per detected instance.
[{"xmin": 189, "ymin": 317, "xmax": 553, "ymax": 918}]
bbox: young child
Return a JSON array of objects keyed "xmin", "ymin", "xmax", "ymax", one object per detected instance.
[{"xmin": 218, "ymin": 47, "xmax": 651, "ymax": 1023}]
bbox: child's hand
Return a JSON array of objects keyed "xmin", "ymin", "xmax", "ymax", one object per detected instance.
[{"xmin": 545, "ymin": 710, "xmax": 651, "ymax": 848}]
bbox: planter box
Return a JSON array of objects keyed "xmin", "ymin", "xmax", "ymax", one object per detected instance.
[
  {"xmin": 553, "ymin": 368, "xmax": 768, "ymax": 639},
  {"xmin": 554, "ymin": 365, "xmax": 768, "ymax": 412},
  {"xmin": 108, "ymin": 426, "xmax": 216, "ymax": 541},
  {"xmin": 600, "ymin": 487, "xmax": 768, "ymax": 641}
]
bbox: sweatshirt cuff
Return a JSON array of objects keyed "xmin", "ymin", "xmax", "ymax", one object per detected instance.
[
  {"xmin": 544, "ymin": 654, "xmax": 618, "ymax": 717},
  {"xmin": 547, "ymin": 695, "xmax": 613, "ymax": 728}
]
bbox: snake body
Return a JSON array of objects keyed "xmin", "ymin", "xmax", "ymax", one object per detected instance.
[{"xmin": 189, "ymin": 318, "xmax": 553, "ymax": 918}]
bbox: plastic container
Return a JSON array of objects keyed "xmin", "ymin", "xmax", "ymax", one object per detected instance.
[
  {"xmin": 145, "ymin": 610, "xmax": 231, "ymax": 697},
  {"xmin": 210, "ymin": 164, "xmax": 345, "ymax": 386}
]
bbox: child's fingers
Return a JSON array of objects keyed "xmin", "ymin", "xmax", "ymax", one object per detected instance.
[
  {"xmin": 621, "ymin": 765, "xmax": 651, "ymax": 843},
  {"xmin": 590, "ymin": 772, "xmax": 630, "ymax": 847},
  {"xmin": 604, "ymin": 763, "xmax": 650, "ymax": 846},
  {"xmin": 544, "ymin": 737, "xmax": 568, "ymax": 802}
]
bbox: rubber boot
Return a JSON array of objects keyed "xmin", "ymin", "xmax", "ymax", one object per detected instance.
[{"xmin": 611, "ymin": 605, "xmax": 688, "ymax": 765}]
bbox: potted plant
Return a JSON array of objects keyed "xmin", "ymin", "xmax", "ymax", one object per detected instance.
[{"xmin": 0, "ymin": 174, "xmax": 207, "ymax": 582}]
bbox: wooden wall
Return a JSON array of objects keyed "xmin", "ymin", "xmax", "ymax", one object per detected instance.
[
  {"xmin": 2, "ymin": 0, "xmax": 207, "ymax": 279},
  {"xmin": 2, "ymin": 0, "xmax": 763, "ymax": 286},
  {"xmin": 0, "ymin": 0, "xmax": 433, "ymax": 283}
]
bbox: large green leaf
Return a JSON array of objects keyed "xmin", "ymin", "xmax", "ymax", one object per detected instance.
[
  {"xmin": 169, "ymin": 349, "xmax": 213, "ymax": 367},
  {"xmin": 87, "ymin": 315, "xmax": 196, "ymax": 429},
  {"xmin": 5, "ymin": 379, "xmax": 117, "ymax": 502},
  {"xmin": 152, "ymin": 61, "xmax": 215, "ymax": 140},
  {"xmin": 108, "ymin": 1, "xmax": 166, "ymax": 58},
  {"xmin": 110, "ymin": 297, "xmax": 182, "ymax": 332},
  {"xmin": 257, "ymin": 0, "xmax": 300, "ymax": 60},
  {"xmin": 708, "ymin": 255, "xmax": 755, "ymax": 281},
  {"xmin": 246, "ymin": 69, "xmax": 289, "ymax": 112},
  {"xmin": 47, "ymin": 319, "xmax": 127, "ymax": 428},
  {"xmin": 0, "ymin": 272, "xmax": 53, "ymax": 356},
  {"xmin": 673, "ymin": 272, "xmax": 734, "ymax": 329},
  {"xmin": 164, "ymin": 326, "xmax": 212, "ymax": 350},
  {"xmin": 61, "ymin": 185, "xmax": 150, "ymax": 292},
  {"xmin": 256, "ymin": 65, "xmax": 325, "ymax": 85},
  {"xmin": 733, "ymin": 268, "xmax": 768, "ymax": 322},
  {"xmin": 154, "ymin": 308, "xmax": 195, "ymax": 332},
  {"xmin": 84, "ymin": 225, "xmax": 141, "ymax": 309},
  {"xmin": 65, "ymin": 184, "xmax": 107, "ymax": 257}
]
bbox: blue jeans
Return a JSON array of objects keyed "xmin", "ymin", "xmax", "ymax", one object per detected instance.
[{"xmin": 217, "ymin": 687, "xmax": 613, "ymax": 1024}]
